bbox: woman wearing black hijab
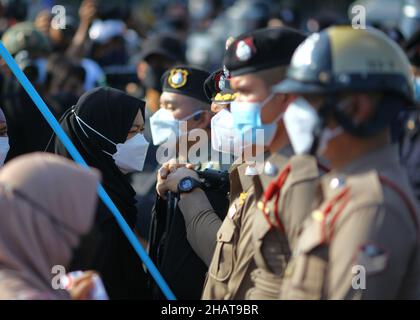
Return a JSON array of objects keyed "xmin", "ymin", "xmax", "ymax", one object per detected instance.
[{"xmin": 53, "ymin": 87, "xmax": 150, "ymax": 299}]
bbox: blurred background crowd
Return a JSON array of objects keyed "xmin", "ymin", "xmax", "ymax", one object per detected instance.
[{"xmin": 0, "ymin": 0, "xmax": 420, "ymax": 243}]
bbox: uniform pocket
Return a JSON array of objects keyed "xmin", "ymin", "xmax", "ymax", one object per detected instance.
[
  {"xmin": 252, "ymin": 213, "xmax": 272, "ymax": 272},
  {"xmin": 208, "ymin": 218, "xmax": 236, "ymax": 282},
  {"xmin": 287, "ymin": 252, "xmax": 327, "ymax": 299},
  {"xmin": 282, "ymin": 220, "xmax": 327, "ymax": 300}
]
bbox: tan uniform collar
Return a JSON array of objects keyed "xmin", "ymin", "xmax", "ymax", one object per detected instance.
[
  {"xmin": 228, "ymin": 144, "xmax": 294, "ymax": 200},
  {"xmin": 229, "ymin": 162, "xmax": 255, "ymax": 200},
  {"xmin": 336, "ymin": 144, "xmax": 400, "ymax": 176},
  {"xmin": 278, "ymin": 144, "xmax": 295, "ymax": 158},
  {"xmin": 252, "ymin": 145, "xmax": 294, "ymax": 201},
  {"xmin": 319, "ymin": 144, "xmax": 399, "ymax": 203}
]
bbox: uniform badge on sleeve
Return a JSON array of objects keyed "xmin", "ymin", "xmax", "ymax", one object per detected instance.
[{"xmin": 168, "ymin": 68, "xmax": 188, "ymax": 89}]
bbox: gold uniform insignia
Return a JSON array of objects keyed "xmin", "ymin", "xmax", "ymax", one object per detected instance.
[
  {"xmin": 214, "ymin": 92, "xmax": 237, "ymax": 103},
  {"xmin": 168, "ymin": 69, "xmax": 188, "ymax": 89},
  {"xmin": 239, "ymin": 192, "xmax": 248, "ymax": 205}
]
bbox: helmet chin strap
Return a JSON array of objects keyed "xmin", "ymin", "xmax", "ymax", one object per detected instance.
[
  {"xmin": 332, "ymin": 93, "xmax": 402, "ymax": 138},
  {"xmin": 308, "ymin": 96, "xmax": 336, "ymax": 156},
  {"xmin": 309, "ymin": 93, "xmax": 402, "ymax": 155}
]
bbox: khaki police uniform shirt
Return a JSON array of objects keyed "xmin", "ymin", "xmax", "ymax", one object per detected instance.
[
  {"xmin": 177, "ymin": 161, "xmax": 254, "ymax": 298},
  {"xmin": 279, "ymin": 145, "xmax": 420, "ymax": 299},
  {"xmin": 247, "ymin": 154, "xmax": 322, "ymax": 300},
  {"xmin": 199, "ymin": 162, "xmax": 256, "ymax": 299},
  {"xmin": 199, "ymin": 147, "xmax": 294, "ymax": 300}
]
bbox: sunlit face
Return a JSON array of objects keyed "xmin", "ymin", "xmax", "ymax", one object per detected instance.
[
  {"xmin": 126, "ymin": 110, "xmax": 145, "ymax": 140},
  {"xmin": 159, "ymin": 91, "xmax": 199, "ymax": 120},
  {"xmin": 230, "ymin": 74, "xmax": 270, "ymax": 103},
  {"xmin": 230, "ymin": 73, "xmax": 291, "ymax": 154},
  {"xmin": 159, "ymin": 91, "xmax": 211, "ymax": 147},
  {"xmin": 230, "ymin": 73, "xmax": 287, "ymax": 123}
]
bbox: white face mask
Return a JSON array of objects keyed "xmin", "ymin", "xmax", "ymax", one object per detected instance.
[
  {"xmin": 75, "ymin": 115, "xmax": 149, "ymax": 173},
  {"xmin": 284, "ymin": 97, "xmax": 321, "ymax": 155},
  {"xmin": 284, "ymin": 97, "xmax": 344, "ymax": 156},
  {"xmin": 0, "ymin": 136, "xmax": 10, "ymax": 166},
  {"xmin": 210, "ymin": 108, "xmax": 239, "ymax": 154},
  {"xmin": 110, "ymin": 133, "xmax": 150, "ymax": 173},
  {"xmin": 149, "ymin": 108, "xmax": 204, "ymax": 146}
]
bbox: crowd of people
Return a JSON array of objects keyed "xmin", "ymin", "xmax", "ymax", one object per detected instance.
[{"xmin": 0, "ymin": 0, "xmax": 419, "ymax": 300}]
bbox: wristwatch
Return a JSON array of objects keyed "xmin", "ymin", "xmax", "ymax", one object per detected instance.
[{"xmin": 178, "ymin": 177, "xmax": 202, "ymax": 194}]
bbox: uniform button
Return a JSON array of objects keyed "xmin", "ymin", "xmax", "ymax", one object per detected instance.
[
  {"xmin": 264, "ymin": 161, "xmax": 278, "ymax": 177},
  {"xmin": 251, "ymin": 270, "xmax": 257, "ymax": 281},
  {"xmin": 312, "ymin": 210, "xmax": 323, "ymax": 221},
  {"xmin": 329, "ymin": 177, "xmax": 345, "ymax": 189}
]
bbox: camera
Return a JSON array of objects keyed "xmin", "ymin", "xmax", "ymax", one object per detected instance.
[{"xmin": 196, "ymin": 168, "xmax": 230, "ymax": 195}]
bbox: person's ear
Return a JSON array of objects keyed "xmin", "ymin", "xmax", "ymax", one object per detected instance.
[
  {"xmin": 272, "ymin": 93, "xmax": 286, "ymax": 105},
  {"xmin": 346, "ymin": 94, "xmax": 376, "ymax": 124}
]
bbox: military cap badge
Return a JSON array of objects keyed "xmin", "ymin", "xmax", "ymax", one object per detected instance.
[
  {"xmin": 214, "ymin": 71, "xmax": 226, "ymax": 91},
  {"xmin": 168, "ymin": 68, "xmax": 188, "ymax": 89},
  {"xmin": 235, "ymin": 37, "xmax": 256, "ymax": 62}
]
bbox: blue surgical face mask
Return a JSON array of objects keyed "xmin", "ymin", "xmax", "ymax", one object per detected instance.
[
  {"xmin": 0, "ymin": 136, "xmax": 9, "ymax": 166},
  {"xmin": 230, "ymin": 94, "xmax": 284, "ymax": 149}
]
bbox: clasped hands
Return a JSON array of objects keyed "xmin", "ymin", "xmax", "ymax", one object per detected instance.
[{"xmin": 156, "ymin": 160, "xmax": 199, "ymax": 199}]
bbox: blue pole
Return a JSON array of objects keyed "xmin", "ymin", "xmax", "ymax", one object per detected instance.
[{"xmin": 0, "ymin": 42, "xmax": 176, "ymax": 300}]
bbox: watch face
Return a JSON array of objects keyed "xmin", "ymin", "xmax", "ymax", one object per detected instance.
[{"xmin": 181, "ymin": 178, "xmax": 193, "ymax": 191}]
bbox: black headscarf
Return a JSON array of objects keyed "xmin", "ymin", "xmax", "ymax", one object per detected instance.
[
  {"xmin": 53, "ymin": 87, "xmax": 151, "ymax": 299},
  {"xmin": 54, "ymin": 87, "xmax": 145, "ymax": 226}
]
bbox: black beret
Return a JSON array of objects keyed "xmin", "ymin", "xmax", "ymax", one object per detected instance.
[
  {"xmin": 224, "ymin": 27, "xmax": 307, "ymax": 77},
  {"xmin": 203, "ymin": 67, "xmax": 236, "ymax": 104},
  {"xmin": 161, "ymin": 65, "xmax": 211, "ymax": 104}
]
